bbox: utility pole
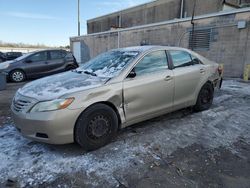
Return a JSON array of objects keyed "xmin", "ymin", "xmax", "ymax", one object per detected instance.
[{"xmin": 78, "ymin": 0, "xmax": 80, "ymax": 36}]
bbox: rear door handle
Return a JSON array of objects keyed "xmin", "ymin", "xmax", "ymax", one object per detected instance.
[
  {"xmin": 200, "ymin": 69, "xmax": 205, "ymax": 73},
  {"xmin": 164, "ymin": 75, "xmax": 173, "ymax": 81}
]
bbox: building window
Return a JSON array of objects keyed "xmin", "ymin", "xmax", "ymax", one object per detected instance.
[{"xmin": 189, "ymin": 28, "xmax": 212, "ymax": 51}]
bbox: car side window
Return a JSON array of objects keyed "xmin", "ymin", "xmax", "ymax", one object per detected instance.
[
  {"xmin": 50, "ymin": 51, "xmax": 64, "ymax": 60},
  {"xmin": 169, "ymin": 51, "xmax": 193, "ymax": 68},
  {"xmin": 28, "ymin": 52, "xmax": 47, "ymax": 62},
  {"xmin": 134, "ymin": 51, "xmax": 168, "ymax": 76}
]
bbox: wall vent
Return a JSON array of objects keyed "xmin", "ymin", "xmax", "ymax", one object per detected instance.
[{"xmin": 189, "ymin": 28, "xmax": 212, "ymax": 51}]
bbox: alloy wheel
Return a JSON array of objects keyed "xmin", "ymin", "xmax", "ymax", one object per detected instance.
[{"xmin": 12, "ymin": 71, "xmax": 24, "ymax": 82}]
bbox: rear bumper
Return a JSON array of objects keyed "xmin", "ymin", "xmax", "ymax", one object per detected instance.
[
  {"xmin": 11, "ymin": 106, "xmax": 82, "ymax": 144},
  {"xmin": 213, "ymin": 77, "xmax": 223, "ymax": 89},
  {"xmin": 219, "ymin": 77, "xmax": 223, "ymax": 89}
]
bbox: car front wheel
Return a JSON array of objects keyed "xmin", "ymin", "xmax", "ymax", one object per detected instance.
[
  {"xmin": 75, "ymin": 104, "xmax": 118, "ymax": 151},
  {"xmin": 194, "ymin": 82, "xmax": 214, "ymax": 112},
  {"xmin": 10, "ymin": 70, "xmax": 26, "ymax": 82}
]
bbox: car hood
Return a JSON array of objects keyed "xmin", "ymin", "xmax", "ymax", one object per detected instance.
[{"xmin": 18, "ymin": 71, "xmax": 107, "ymax": 101}]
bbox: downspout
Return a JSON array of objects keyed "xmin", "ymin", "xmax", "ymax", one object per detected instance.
[
  {"xmin": 180, "ymin": 0, "xmax": 184, "ymax": 18},
  {"xmin": 191, "ymin": 0, "xmax": 197, "ymax": 50},
  {"xmin": 118, "ymin": 31, "xmax": 120, "ymax": 48}
]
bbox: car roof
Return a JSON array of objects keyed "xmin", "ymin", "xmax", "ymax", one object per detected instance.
[
  {"xmin": 115, "ymin": 45, "xmax": 190, "ymax": 52},
  {"xmin": 31, "ymin": 49, "xmax": 67, "ymax": 53}
]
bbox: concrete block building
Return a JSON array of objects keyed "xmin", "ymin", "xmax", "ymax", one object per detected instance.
[
  {"xmin": 87, "ymin": 0, "xmax": 250, "ymax": 34},
  {"xmin": 70, "ymin": 0, "xmax": 250, "ymax": 78}
]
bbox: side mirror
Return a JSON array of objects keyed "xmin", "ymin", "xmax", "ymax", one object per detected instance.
[
  {"xmin": 192, "ymin": 58, "xmax": 200, "ymax": 65},
  {"xmin": 25, "ymin": 59, "xmax": 32, "ymax": 63},
  {"xmin": 128, "ymin": 70, "xmax": 136, "ymax": 78}
]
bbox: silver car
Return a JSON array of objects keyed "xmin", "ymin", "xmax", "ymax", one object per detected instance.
[{"xmin": 11, "ymin": 46, "xmax": 222, "ymax": 150}]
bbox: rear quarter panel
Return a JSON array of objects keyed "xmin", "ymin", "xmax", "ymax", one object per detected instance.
[{"xmin": 188, "ymin": 50, "xmax": 220, "ymax": 104}]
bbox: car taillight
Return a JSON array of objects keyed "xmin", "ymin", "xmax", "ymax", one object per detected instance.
[{"xmin": 218, "ymin": 66, "xmax": 223, "ymax": 76}]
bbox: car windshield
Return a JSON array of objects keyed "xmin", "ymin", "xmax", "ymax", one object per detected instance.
[
  {"xmin": 14, "ymin": 52, "xmax": 33, "ymax": 61},
  {"xmin": 78, "ymin": 50, "xmax": 139, "ymax": 78}
]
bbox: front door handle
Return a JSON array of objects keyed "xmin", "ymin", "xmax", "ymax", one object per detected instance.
[
  {"xmin": 200, "ymin": 69, "xmax": 205, "ymax": 73},
  {"xmin": 164, "ymin": 75, "xmax": 173, "ymax": 81}
]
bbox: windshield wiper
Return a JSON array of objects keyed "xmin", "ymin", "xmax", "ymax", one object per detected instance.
[
  {"xmin": 72, "ymin": 69, "xmax": 83, "ymax": 74},
  {"xmin": 72, "ymin": 69, "xmax": 97, "ymax": 77},
  {"xmin": 83, "ymin": 70, "xmax": 97, "ymax": 77}
]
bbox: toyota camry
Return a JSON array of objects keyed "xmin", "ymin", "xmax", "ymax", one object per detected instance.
[{"xmin": 12, "ymin": 46, "xmax": 222, "ymax": 150}]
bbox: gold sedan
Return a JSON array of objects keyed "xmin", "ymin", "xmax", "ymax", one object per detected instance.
[{"xmin": 11, "ymin": 46, "xmax": 222, "ymax": 150}]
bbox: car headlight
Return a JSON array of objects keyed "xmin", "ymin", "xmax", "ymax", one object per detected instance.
[
  {"xmin": 0, "ymin": 63, "xmax": 9, "ymax": 70},
  {"xmin": 30, "ymin": 98, "xmax": 74, "ymax": 112}
]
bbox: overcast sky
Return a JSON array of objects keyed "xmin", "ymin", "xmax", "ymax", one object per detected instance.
[{"xmin": 0, "ymin": 0, "xmax": 151, "ymax": 46}]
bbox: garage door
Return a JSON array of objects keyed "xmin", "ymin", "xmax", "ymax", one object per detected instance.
[{"xmin": 72, "ymin": 42, "xmax": 81, "ymax": 64}]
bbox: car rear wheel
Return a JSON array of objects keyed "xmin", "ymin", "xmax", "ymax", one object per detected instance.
[
  {"xmin": 194, "ymin": 82, "xmax": 214, "ymax": 112},
  {"xmin": 10, "ymin": 70, "xmax": 25, "ymax": 82},
  {"xmin": 75, "ymin": 104, "xmax": 118, "ymax": 151}
]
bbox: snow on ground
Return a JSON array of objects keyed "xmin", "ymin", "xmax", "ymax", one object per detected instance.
[
  {"xmin": 0, "ymin": 80, "xmax": 250, "ymax": 187},
  {"xmin": 222, "ymin": 79, "xmax": 250, "ymax": 95}
]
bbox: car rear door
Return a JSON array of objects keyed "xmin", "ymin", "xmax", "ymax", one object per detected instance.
[
  {"xmin": 47, "ymin": 50, "xmax": 66, "ymax": 73},
  {"xmin": 168, "ymin": 50, "xmax": 207, "ymax": 109},
  {"xmin": 24, "ymin": 51, "xmax": 50, "ymax": 77},
  {"xmin": 123, "ymin": 50, "xmax": 174, "ymax": 124}
]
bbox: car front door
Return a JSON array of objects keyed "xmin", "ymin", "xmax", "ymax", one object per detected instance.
[
  {"xmin": 123, "ymin": 50, "xmax": 174, "ymax": 124},
  {"xmin": 24, "ymin": 51, "xmax": 49, "ymax": 77},
  {"xmin": 168, "ymin": 50, "xmax": 207, "ymax": 109}
]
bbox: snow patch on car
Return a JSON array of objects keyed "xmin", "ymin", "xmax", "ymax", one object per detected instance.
[
  {"xmin": 17, "ymin": 71, "xmax": 104, "ymax": 100},
  {"xmin": 92, "ymin": 62, "xmax": 126, "ymax": 78}
]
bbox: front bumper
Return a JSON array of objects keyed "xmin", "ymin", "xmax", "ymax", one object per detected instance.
[
  {"xmin": 0, "ymin": 70, "xmax": 10, "ymax": 82},
  {"xmin": 11, "ymin": 106, "xmax": 82, "ymax": 144}
]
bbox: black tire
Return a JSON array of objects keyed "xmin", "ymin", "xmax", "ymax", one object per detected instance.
[
  {"xmin": 10, "ymin": 70, "xmax": 25, "ymax": 82},
  {"xmin": 194, "ymin": 82, "xmax": 214, "ymax": 112},
  {"xmin": 75, "ymin": 104, "xmax": 118, "ymax": 151}
]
